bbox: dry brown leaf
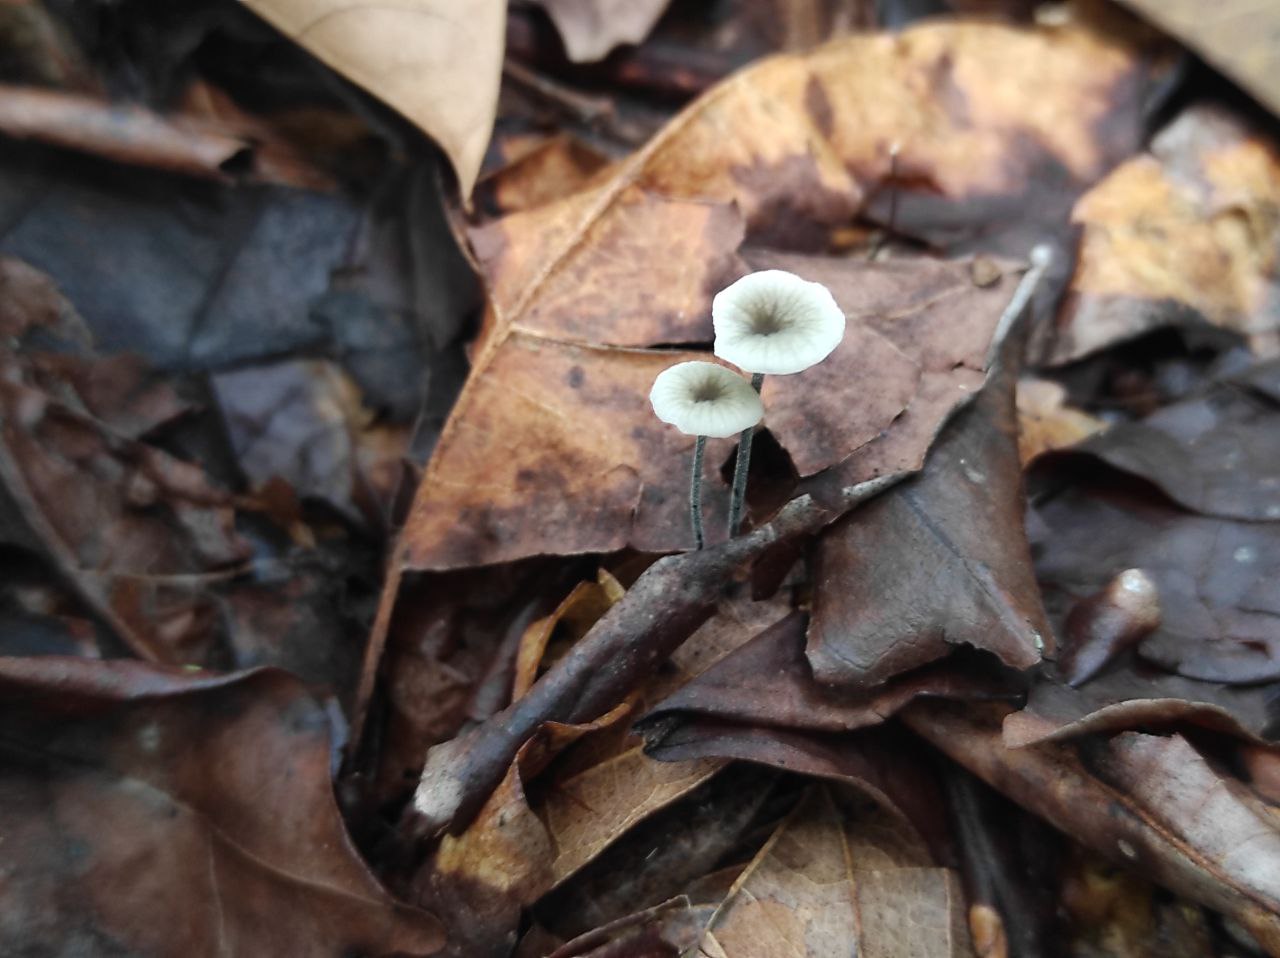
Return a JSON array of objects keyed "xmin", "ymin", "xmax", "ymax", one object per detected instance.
[
  {"xmin": 700, "ymin": 787, "xmax": 973, "ymax": 958},
  {"xmin": 702, "ymin": 788, "xmax": 859, "ymax": 957},
  {"xmin": 1115, "ymin": 0, "xmax": 1280, "ymax": 119},
  {"xmin": 807, "ymin": 323, "xmax": 1051, "ymax": 689},
  {"xmin": 531, "ymin": 0, "xmax": 672, "ymax": 62},
  {"xmin": 237, "ymin": 0, "xmax": 504, "ymax": 194},
  {"xmin": 1016, "ymin": 377, "xmax": 1106, "ymax": 463},
  {"xmin": 1037, "ymin": 105, "xmax": 1280, "ymax": 364},
  {"xmin": 400, "ymin": 19, "xmax": 1154, "ymax": 571}
]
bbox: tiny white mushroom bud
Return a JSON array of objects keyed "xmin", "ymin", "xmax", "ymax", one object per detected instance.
[
  {"xmin": 649, "ymin": 361, "xmax": 764, "ymax": 439},
  {"xmin": 712, "ymin": 270, "xmax": 846, "ymax": 375}
]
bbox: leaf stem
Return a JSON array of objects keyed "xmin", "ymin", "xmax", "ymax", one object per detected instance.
[
  {"xmin": 690, "ymin": 435, "xmax": 706, "ymax": 550},
  {"xmin": 728, "ymin": 373, "xmax": 765, "ymax": 536}
]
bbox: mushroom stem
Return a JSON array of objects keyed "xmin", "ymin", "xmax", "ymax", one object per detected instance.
[
  {"xmin": 690, "ymin": 435, "xmax": 706, "ymax": 550},
  {"xmin": 727, "ymin": 373, "xmax": 765, "ymax": 536}
]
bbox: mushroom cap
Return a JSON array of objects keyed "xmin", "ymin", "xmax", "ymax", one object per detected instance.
[
  {"xmin": 712, "ymin": 270, "xmax": 846, "ymax": 375},
  {"xmin": 649, "ymin": 361, "xmax": 764, "ymax": 438}
]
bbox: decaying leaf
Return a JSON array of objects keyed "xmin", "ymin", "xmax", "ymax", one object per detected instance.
[
  {"xmin": 904, "ymin": 701, "xmax": 1280, "ymax": 953},
  {"xmin": 0, "ymin": 658, "xmax": 442, "ymax": 956},
  {"xmin": 400, "ymin": 18, "xmax": 1156, "ymax": 571},
  {"xmin": 1032, "ymin": 458, "xmax": 1280, "ymax": 685},
  {"xmin": 1004, "ymin": 664, "xmax": 1277, "ymax": 748},
  {"xmin": 1037, "ymin": 105, "xmax": 1280, "ymax": 364},
  {"xmin": 237, "ymin": 0, "xmax": 505, "ymax": 194},
  {"xmin": 807, "ymin": 322, "xmax": 1051, "ymax": 689},
  {"xmin": 1066, "ymin": 359, "xmax": 1280, "ymax": 522},
  {"xmin": 640, "ymin": 612, "xmax": 1011, "ymax": 734},
  {"xmin": 696, "ymin": 786, "xmax": 969, "ymax": 958}
]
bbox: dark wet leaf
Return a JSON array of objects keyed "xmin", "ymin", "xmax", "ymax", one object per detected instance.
[
  {"xmin": 0, "ymin": 657, "xmax": 442, "ymax": 956},
  {"xmin": 1066, "ymin": 359, "xmax": 1280, "ymax": 522},
  {"xmin": 639, "ymin": 612, "xmax": 1011, "ymax": 734},
  {"xmin": 1032, "ymin": 462, "xmax": 1280, "ymax": 685},
  {"xmin": 1004, "ymin": 664, "xmax": 1278, "ymax": 748}
]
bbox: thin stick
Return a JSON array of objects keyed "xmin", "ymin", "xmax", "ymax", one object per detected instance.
[
  {"xmin": 690, "ymin": 435, "xmax": 706, "ymax": 550},
  {"xmin": 727, "ymin": 373, "xmax": 765, "ymax": 536}
]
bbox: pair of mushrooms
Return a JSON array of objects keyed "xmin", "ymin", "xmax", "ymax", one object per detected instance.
[{"xmin": 649, "ymin": 270, "xmax": 846, "ymax": 548}]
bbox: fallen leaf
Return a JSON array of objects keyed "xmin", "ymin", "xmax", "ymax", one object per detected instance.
[
  {"xmin": 533, "ymin": 764, "xmax": 781, "ymax": 943},
  {"xmin": 1036, "ymin": 105, "xmax": 1280, "ymax": 364},
  {"xmin": 212, "ymin": 358, "xmax": 391, "ymax": 526},
  {"xmin": 1032, "ymin": 456, "xmax": 1280, "ymax": 684},
  {"xmin": 700, "ymin": 787, "xmax": 859, "ymax": 957},
  {"xmin": 903, "ymin": 700, "xmax": 1280, "ymax": 953},
  {"xmin": 477, "ymin": 133, "xmax": 611, "ymax": 216},
  {"xmin": 0, "ymin": 359, "xmax": 251, "ymax": 662},
  {"xmin": 699, "ymin": 787, "xmax": 971, "ymax": 958},
  {"xmin": 401, "ymin": 18, "xmax": 1156, "ymax": 570},
  {"xmin": 807, "ymin": 322, "xmax": 1051, "ymax": 689},
  {"xmin": 640, "ymin": 612, "xmax": 1012, "ymax": 733},
  {"xmin": 0, "ymin": 82, "xmax": 332, "ymax": 188},
  {"xmin": 1016, "ymin": 377, "xmax": 1107, "ymax": 464},
  {"xmin": 1003, "ymin": 665, "xmax": 1277, "ymax": 748},
  {"xmin": 1115, "ymin": 0, "xmax": 1280, "ymax": 119},
  {"xmin": 0, "ymin": 657, "xmax": 442, "ymax": 956},
  {"xmin": 531, "ymin": 0, "xmax": 672, "ymax": 63},
  {"xmin": 238, "ymin": 0, "xmax": 504, "ymax": 194},
  {"xmin": 1066, "ymin": 359, "xmax": 1280, "ymax": 522}
]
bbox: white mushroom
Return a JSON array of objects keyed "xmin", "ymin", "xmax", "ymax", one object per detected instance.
[
  {"xmin": 712, "ymin": 270, "xmax": 846, "ymax": 375},
  {"xmin": 649, "ymin": 361, "xmax": 764, "ymax": 439}
]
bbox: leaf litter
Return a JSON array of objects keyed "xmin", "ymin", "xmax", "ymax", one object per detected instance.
[{"xmin": 4, "ymin": 2, "xmax": 1280, "ymax": 956}]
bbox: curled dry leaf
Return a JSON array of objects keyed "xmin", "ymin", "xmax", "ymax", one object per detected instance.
[
  {"xmin": 238, "ymin": 0, "xmax": 505, "ymax": 195},
  {"xmin": 1036, "ymin": 105, "xmax": 1280, "ymax": 364},
  {"xmin": 414, "ymin": 580, "xmax": 791, "ymax": 953},
  {"xmin": 0, "ymin": 83, "xmax": 333, "ymax": 189},
  {"xmin": 640, "ymin": 612, "xmax": 1012, "ymax": 734},
  {"xmin": 904, "ymin": 701, "xmax": 1280, "ymax": 953},
  {"xmin": 1056, "ymin": 567, "xmax": 1162, "ymax": 686},
  {"xmin": 1003, "ymin": 666, "xmax": 1277, "ymax": 749},
  {"xmin": 807, "ymin": 322, "xmax": 1051, "ymax": 690},
  {"xmin": 401, "ymin": 18, "xmax": 1155, "ymax": 571},
  {"xmin": 0, "ymin": 658, "xmax": 442, "ymax": 956}
]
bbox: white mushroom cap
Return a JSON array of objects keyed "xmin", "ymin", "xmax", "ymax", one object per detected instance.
[
  {"xmin": 712, "ymin": 270, "xmax": 846, "ymax": 375},
  {"xmin": 649, "ymin": 361, "xmax": 764, "ymax": 438}
]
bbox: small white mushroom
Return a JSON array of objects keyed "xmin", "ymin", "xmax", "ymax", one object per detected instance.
[
  {"xmin": 650, "ymin": 361, "xmax": 763, "ymax": 550},
  {"xmin": 649, "ymin": 361, "xmax": 763, "ymax": 439},
  {"xmin": 712, "ymin": 270, "xmax": 846, "ymax": 375}
]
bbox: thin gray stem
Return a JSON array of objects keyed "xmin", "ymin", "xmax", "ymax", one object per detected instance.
[
  {"xmin": 690, "ymin": 435, "xmax": 706, "ymax": 550},
  {"xmin": 727, "ymin": 372, "xmax": 765, "ymax": 536}
]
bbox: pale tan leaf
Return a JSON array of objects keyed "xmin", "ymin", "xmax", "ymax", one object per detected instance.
[
  {"xmin": 237, "ymin": 0, "xmax": 504, "ymax": 194},
  {"xmin": 1116, "ymin": 0, "xmax": 1280, "ymax": 118},
  {"xmin": 545, "ymin": 749, "xmax": 725, "ymax": 886},
  {"xmin": 531, "ymin": 0, "xmax": 672, "ymax": 62}
]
